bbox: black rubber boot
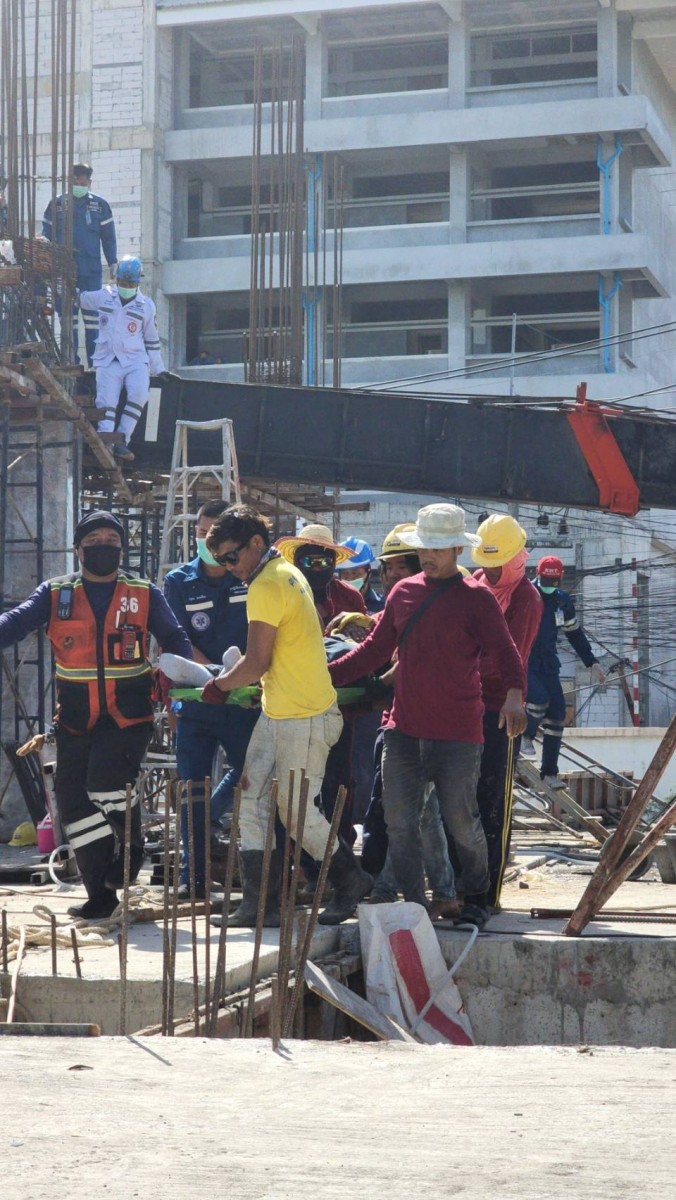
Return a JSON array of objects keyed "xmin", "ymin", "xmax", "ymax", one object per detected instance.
[
  {"xmin": 68, "ymin": 889, "xmax": 119, "ymax": 921},
  {"xmin": 211, "ymin": 849, "xmax": 280, "ymax": 928},
  {"xmin": 318, "ymin": 840, "xmax": 373, "ymax": 926}
]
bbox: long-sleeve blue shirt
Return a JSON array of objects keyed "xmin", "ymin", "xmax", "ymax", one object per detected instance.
[
  {"xmin": 528, "ymin": 584, "xmax": 598, "ymax": 675},
  {"xmin": 0, "ymin": 577, "xmax": 192, "ymax": 658},
  {"xmin": 42, "ymin": 190, "xmax": 117, "ymax": 285}
]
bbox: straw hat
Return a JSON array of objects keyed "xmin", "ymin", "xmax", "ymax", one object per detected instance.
[{"xmin": 276, "ymin": 523, "xmax": 356, "ymax": 566}]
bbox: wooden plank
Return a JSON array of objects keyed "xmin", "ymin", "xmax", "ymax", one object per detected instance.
[
  {"xmin": 516, "ymin": 760, "xmax": 609, "ymax": 844},
  {"xmin": 21, "ymin": 356, "xmax": 132, "ymax": 502},
  {"xmin": 0, "ymin": 365, "xmax": 37, "ymax": 396},
  {"xmin": 0, "ymin": 1023, "xmax": 101, "ymax": 1037},
  {"xmin": 0, "ymin": 265, "xmax": 22, "ymax": 286},
  {"xmin": 564, "ymin": 713, "xmax": 676, "ymax": 936}
]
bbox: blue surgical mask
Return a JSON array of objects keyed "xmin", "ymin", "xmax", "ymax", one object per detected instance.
[
  {"xmin": 197, "ymin": 538, "xmax": 220, "ymax": 567},
  {"xmin": 117, "ymin": 285, "xmax": 137, "ymax": 300},
  {"xmin": 72, "ymin": 185, "xmax": 88, "ymax": 199}
]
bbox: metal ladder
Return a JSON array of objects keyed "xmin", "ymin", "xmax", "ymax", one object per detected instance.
[{"xmin": 157, "ymin": 418, "xmax": 241, "ymax": 584}]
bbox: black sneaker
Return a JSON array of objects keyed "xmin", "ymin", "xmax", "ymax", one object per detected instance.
[
  {"xmin": 68, "ymin": 892, "xmax": 119, "ymax": 920},
  {"xmin": 113, "ymin": 442, "xmax": 135, "ymax": 462}
]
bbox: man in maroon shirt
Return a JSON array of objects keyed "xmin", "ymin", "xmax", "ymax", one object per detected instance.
[
  {"xmin": 471, "ymin": 513, "xmax": 543, "ymax": 907},
  {"xmin": 329, "ymin": 503, "xmax": 526, "ymax": 927}
]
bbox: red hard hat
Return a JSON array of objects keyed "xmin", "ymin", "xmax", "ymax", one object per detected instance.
[{"xmin": 537, "ymin": 555, "xmax": 563, "ymax": 580}]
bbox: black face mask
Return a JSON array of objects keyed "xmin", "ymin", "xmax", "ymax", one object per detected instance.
[
  {"xmin": 303, "ymin": 566, "xmax": 335, "ymax": 596},
  {"xmin": 81, "ymin": 544, "xmax": 121, "ymax": 577}
]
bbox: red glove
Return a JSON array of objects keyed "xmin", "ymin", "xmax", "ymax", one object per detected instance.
[{"xmin": 201, "ymin": 679, "xmax": 229, "ymax": 705}]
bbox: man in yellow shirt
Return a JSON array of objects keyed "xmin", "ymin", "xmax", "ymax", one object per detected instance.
[{"xmin": 201, "ymin": 504, "xmax": 373, "ymax": 926}]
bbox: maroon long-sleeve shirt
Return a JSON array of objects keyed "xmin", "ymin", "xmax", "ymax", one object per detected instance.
[
  {"xmin": 475, "ymin": 574, "xmax": 543, "ymax": 712},
  {"xmin": 328, "ymin": 571, "xmax": 525, "ymax": 743}
]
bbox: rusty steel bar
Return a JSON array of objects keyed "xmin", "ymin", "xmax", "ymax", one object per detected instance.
[
  {"xmin": 208, "ymin": 785, "xmax": 242, "ymax": 1037},
  {"xmin": 278, "ymin": 773, "xmax": 309, "ymax": 1037},
  {"xmin": 2, "ymin": 908, "xmax": 8, "ymax": 972},
  {"xmin": 7, "ymin": 923, "xmax": 26, "ymax": 1023},
  {"xmin": 167, "ymin": 784, "xmax": 183, "ymax": 1035},
  {"xmin": 118, "ymin": 782, "xmax": 133, "ymax": 1036},
  {"xmin": 565, "ymin": 713, "xmax": 676, "ymax": 936},
  {"xmin": 282, "ymin": 785, "xmax": 346, "ymax": 1039},
  {"xmin": 50, "ymin": 912, "xmax": 57, "ymax": 976},
  {"xmin": 70, "ymin": 927, "xmax": 82, "ymax": 979},
  {"xmin": 161, "ymin": 779, "xmax": 173, "ymax": 1036},
  {"xmin": 244, "ymin": 779, "xmax": 279, "ymax": 1037},
  {"xmin": 203, "ymin": 776, "xmax": 212, "ymax": 1024},
  {"xmin": 186, "ymin": 780, "xmax": 200, "ymax": 1036}
]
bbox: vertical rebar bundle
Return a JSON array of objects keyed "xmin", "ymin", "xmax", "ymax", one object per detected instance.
[
  {"xmin": 0, "ymin": 0, "xmax": 77, "ymax": 359},
  {"xmin": 246, "ymin": 37, "xmax": 345, "ymax": 388}
]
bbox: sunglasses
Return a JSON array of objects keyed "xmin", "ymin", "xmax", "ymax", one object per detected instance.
[
  {"xmin": 298, "ymin": 552, "xmax": 336, "ymax": 571},
  {"xmin": 213, "ymin": 538, "xmax": 250, "ymax": 566}
]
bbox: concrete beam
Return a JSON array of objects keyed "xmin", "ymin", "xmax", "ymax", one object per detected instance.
[
  {"xmin": 633, "ymin": 19, "xmax": 676, "ymax": 41},
  {"xmin": 157, "ymin": 0, "xmax": 435, "ymax": 29},
  {"xmin": 165, "ymin": 94, "xmax": 672, "ymax": 170}
]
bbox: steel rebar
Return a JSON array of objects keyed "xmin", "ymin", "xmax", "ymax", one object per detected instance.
[
  {"xmin": 277, "ymin": 773, "xmax": 309, "ymax": 1036},
  {"xmin": 50, "ymin": 912, "xmax": 57, "ymax": 976},
  {"xmin": 203, "ymin": 775, "xmax": 212, "ymax": 1024},
  {"xmin": 208, "ymin": 784, "xmax": 242, "ymax": 1037},
  {"xmin": 118, "ymin": 782, "xmax": 133, "ymax": 1036},
  {"xmin": 244, "ymin": 779, "xmax": 279, "ymax": 1037},
  {"xmin": 166, "ymin": 784, "xmax": 183, "ymax": 1034},
  {"xmin": 161, "ymin": 778, "xmax": 173, "ymax": 1036},
  {"xmin": 70, "ymin": 926, "xmax": 82, "ymax": 979},
  {"xmin": 186, "ymin": 780, "xmax": 200, "ymax": 1036}
]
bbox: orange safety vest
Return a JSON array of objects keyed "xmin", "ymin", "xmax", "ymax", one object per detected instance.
[{"xmin": 47, "ymin": 572, "xmax": 153, "ymax": 733}]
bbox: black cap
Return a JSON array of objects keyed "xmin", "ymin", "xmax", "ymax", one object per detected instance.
[{"xmin": 73, "ymin": 510, "xmax": 124, "ymax": 546}]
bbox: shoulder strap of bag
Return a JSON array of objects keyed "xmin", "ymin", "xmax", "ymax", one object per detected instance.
[{"xmin": 398, "ymin": 576, "xmax": 456, "ymax": 651}]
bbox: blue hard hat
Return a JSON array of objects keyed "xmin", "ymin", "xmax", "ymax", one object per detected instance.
[
  {"xmin": 335, "ymin": 537, "xmax": 376, "ymax": 570},
  {"xmin": 117, "ymin": 255, "xmax": 143, "ymax": 285}
]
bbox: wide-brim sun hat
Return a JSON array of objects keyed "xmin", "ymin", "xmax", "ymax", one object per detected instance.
[
  {"xmin": 399, "ymin": 504, "xmax": 481, "ymax": 550},
  {"xmin": 276, "ymin": 523, "xmax": 356, "ymax": 566},
  {"xmin": 471, "ymin": 513, "xmax": 528, "ymax": 568}
]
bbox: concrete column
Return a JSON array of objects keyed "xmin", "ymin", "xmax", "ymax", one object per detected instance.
[
  {"xmin": 447, "ymin": 281, "xmax": 467, "ymax": 372},
  {"xmin": 447, "ymin": 10, "xmax": 467, "ymax": 110},
  {"xmin": 305, "ymin": 29, "xmax": 325, "ymax": 122},
  {"xmin": 449, "ymin": 147, "xmax": 468, "ymax": 244},
  {"xmin": 173, "ymin": 29, "xmax": 192, "ymax": 120},
  {"xmin": 597, "ymin": 1, "xmax": 619, "ymax": 98}
]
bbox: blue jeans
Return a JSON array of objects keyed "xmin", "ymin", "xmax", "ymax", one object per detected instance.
[
  {"xmin": 176, "ymin": 707, "xmax": 258, "ymax": 886},
  {"xmin": 381, "ymin": 728, "xmax": 488, "ymax": 907},
  {"xmin": 373, "ymin": 785, "xmax": 455, "ymax": 901}
]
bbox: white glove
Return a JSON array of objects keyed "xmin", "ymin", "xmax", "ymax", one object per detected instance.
[
  {"xmin": 591, "ymin": 663, "xmax": 607, "ymax": 690},
  {"xmin": 109, "ymin": 261, "xmax": 118, "ymax": 280}
]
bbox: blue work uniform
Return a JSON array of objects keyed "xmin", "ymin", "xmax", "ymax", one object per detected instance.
[
  {"xmin": 164, "ymin": 559, "xmax": 259, "ymax": 887},
  {"xmin": 525, "ymin": 584, "xmax": 598, "ymax": 777},
  {"xmin": 42, "ymin": 190, "xmax": 117, "ymax": 365}
]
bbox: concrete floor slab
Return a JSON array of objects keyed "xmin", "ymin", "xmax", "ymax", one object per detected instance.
[{"xmin": 2, "ymin": 1037, "xmax": 674, "ymax": 1200}]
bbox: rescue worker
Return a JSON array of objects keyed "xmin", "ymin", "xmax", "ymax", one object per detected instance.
[
  {"xmin": 470, "ymin": 514, "xmax": 543, "ymax": 905},
  {"xmin": 42, "ymin": 162, "xmax": 117, "ymax": 365},
  {"xmin": 334, "ymin": 538, "xmax": 384, "ymax": 613},
  {"xmin": 328, "ymin": 503, "xmax": 526, "ymax": 930},
  {"xmin": 201, "ymin": 504, "xmax": 373, "ymax": 927},
  {"xmin": 163, "ymin": 500, "xmax": 259, "ymax": 900},
  {"xmin": 0, "ymin": 511, "xmax": 192, "ymax": 920},
  {"xmin": 79, "ymin": 255, "xmax": 165, "ymax": 462},
  {"xmin": 522, "ymin": 555, "xmax": 606, "ymax": 787}
]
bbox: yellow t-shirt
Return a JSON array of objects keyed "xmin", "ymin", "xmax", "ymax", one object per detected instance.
[{"xmin": 247, "ymin": 556, "xmax": 337, "ymax": 720}]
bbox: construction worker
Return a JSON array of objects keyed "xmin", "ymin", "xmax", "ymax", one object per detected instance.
[
  {"xmin": 328, "ymin": 503, "xmax": 526, "ymax": 930},
  {"xmin": 470, "ymin": 514, "xmax": 543, "ymax": 906},
  {"xmin": 201, "ymin": 504, "xmax": 373, "ymax": 927},
  {"xmin": 79, "ymin": 255, "xmax": 165, "ymax": 462},
  {"xmin": 275, "ymin": 523, "xmax": 365, "ymax": 627},
  {"xmin": 360, "ymin": 523, "xmax": 458, "ymax": 918},
  {"xmin": 0, "ymin": 510, "xmax": 192, "ymax": 920},
  {"xmin": 522, "ymin": 555, "xmax": 606, "ymax": 787},
  {"xmin": 334, "ymin": 537, "xmax": 384, "ymax": 613},
  {"xmin": 42, "ymin": 162, "xmax": 118, "ymax": 365},
  {"xmin": 163, "ymin": 500, "xmax": 259, "ymax": 900}
]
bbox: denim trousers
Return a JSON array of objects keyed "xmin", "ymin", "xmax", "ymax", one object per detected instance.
[
  {"xmin": 373, "ymin": 785, "xmax": 455, "ymax": 901},
  {"xmin": 380, "ymin": 728, "xmax": 488, "ymax": 907}
]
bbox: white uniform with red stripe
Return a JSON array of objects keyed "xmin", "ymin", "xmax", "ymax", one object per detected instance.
[{"xmin": 79, "ymin": 285, "xmax": 165, "ymax": 443}]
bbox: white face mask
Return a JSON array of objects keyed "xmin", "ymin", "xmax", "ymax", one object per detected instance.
[{"xmin": 342, "ymin": 576, "xmax": 366, "ymax": 591}]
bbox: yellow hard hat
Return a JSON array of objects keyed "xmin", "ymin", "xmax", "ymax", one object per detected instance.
[
  {"xmin": 380, "ymin": 523, "xmax": 417, "ymax": 559},
  {"xmin": 471, "ymin": 513, "xmax": 527, "ymax": 568},
  {"xmin": 9, "ymin": 820, "xmax": 37, "ymax": 847}
]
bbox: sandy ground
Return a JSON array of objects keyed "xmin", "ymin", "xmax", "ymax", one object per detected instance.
[{"xmin": 2, "ymin": 1036, "xmax": 675, "ymax": 1200}]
